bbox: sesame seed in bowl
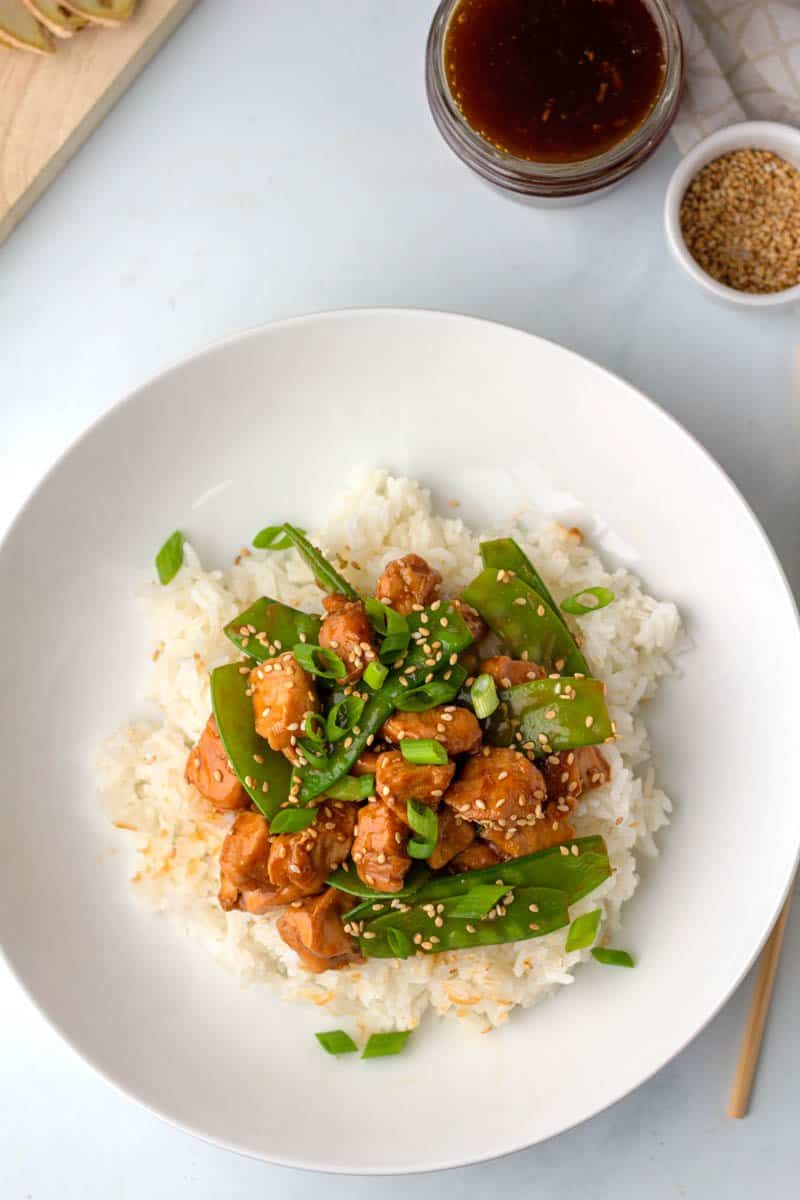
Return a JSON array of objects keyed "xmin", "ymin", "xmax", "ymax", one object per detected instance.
[{"xmin": 664, "ymin": 120, "xmax": 800, "ymax": 308}]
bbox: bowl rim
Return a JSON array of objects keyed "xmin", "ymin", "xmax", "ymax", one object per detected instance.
[
  {"xmin": 663, "ymin": 119, "xmax": 800, "ymax": 307},
  {"xmin": 1, "ymin": 307, "xmax": 799, "ymax": 1174}
]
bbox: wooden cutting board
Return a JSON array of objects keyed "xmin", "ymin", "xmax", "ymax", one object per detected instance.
[{"xmin": 0, "ymin": 0, "xmax": 199, "ymax": 245}]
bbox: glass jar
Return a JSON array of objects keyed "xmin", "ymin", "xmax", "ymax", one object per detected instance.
[{"xmin": 425, "ymin": 0, "xmax": 685, "ymax": 202}]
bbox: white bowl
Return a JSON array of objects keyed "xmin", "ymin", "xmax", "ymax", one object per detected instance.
[
  {"xmin": 664, "ymin": 120, "xmax": 800, "ymax": 307},
  {"xmin": 1, "ymin": 310, "xmax": 799, "ymax": 1173}
]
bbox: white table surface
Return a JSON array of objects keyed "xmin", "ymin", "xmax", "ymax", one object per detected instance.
[{"xmin": 2, "ymin": 2, "xmax": 798, "ymax": 1195}]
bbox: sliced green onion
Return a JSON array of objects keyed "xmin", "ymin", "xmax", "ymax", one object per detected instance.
[
  {"xmin": 385, "ymin": 927, "xmax": 413, "ymax": 959},
  {"xmin": 406, "ymin": 798, "xmax": 438, "ymax": 859},
  {"xmin": 471, "ymin": 673, "xmax": 499, "ymax": 719},
  {"xmin": 444, "ymin": 884, "xmax": 509, "ymax": 920},
  {"xmin": 270, "ymin": 806, "xmax": 317, "ymax": 834},
  {"xmin": 591, "ymin": 947, "xmax": 634, "ymax": 968},
  {"xmin": 315, "ymin": 1029, "xmax": 358, "ymax": 1055},
  {"xmin": 394, "ymin": 667, "xmax": 467, "ymax": 713},
  {"xmin": 253, "ymin": 525, "xmax": 305, "ymax": 551},
  {"xmin": 326, "ymin": 774, "xmax": 375, "ymax": 801},
  {"xmin": 361, "ymin": 1031, "xmax": 412, "ymax": 1059},
  {"xmin": 293, "ymin": 642, "xmax": 347, "ymax": 680},
  {"xmin": 363, "ymin": 661, "xmax": 389, "ymax": 690},
  {"xmin": 561, "ymin": 587, "xmax": 615, "ymax": 615},
  {"xmin": 297, "ymin": 743, "xmax": 329, "ymax": 768},
  {"xmin": 400, "ymin": 738, "xmax": 448, "ymax": 766},
  {"xmin": 303, "ymin": 712, "xmax": 328, "ymax": 748},
  {"xmin": 155, "ymin": 530, "xmax": 184, "ymax": 585},
  {"xmin": 565, "ymin": 908, "xmax": 602, "ymax": 952},
  {"xmin": 326, "ymin": 696, "xmax": 365, "ymax": 743}
]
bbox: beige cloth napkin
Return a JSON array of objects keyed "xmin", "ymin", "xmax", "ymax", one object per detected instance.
[{"xmin": 672, "ymin": 0, "xmax": 800, "ymax": 151}]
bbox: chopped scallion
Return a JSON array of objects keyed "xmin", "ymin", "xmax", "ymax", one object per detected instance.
[
  {"xmin": 400, "ymin": 738, "xmax": 448, "ymax": 766},
  {"xmin": 315, "ymin": 1029, "xmax": 358, "ymax": 1055},
  {"xmin": 561, "ymin": 587, "xmax": 615, "ymax": 615},
  {"xmin": 364, "ymin": 660, "xmax": 389, "ymax": 690},
  {"xmin": 326, "ymin": 774, "xmax": 375, "ymax": 801},
  {"xmin": 471, "ymin": 673, "xmax": 499, "ymax": 719},
  {"xmin": 361, "ymin": 1030, "xmax": 412, "ymax": 1059},
  {"xmin": 293, "ymin": 642, "xmax": 347, "ymax": 680},
  {"xmin": 406, "ymin": 798, "xmax": 438, "ymax": 859},
  {"xmin": 591, "ymin": 947, "xmax": 634, "ymax": 968},
  {"xmin": 565, "ymin": 908, "xmax": 602, "ymax": 952},
  {"xmin": 326, "ymin": 696, "xmax": 365, "ymax": 743},
  {"xmin": 155, "ymin": 530, "xmax": 184, "ymax": 585}
]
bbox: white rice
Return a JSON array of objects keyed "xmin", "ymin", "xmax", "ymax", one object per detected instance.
[{"xmin": 97, "ymin": 470, "xmax": 681, "ymax": 1036}]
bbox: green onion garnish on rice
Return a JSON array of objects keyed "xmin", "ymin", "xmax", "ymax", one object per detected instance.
[
  {"xmin": 361, "ymin": 1031, "xmax": 412, "ymax": 1059},
  {"xmin": 315, "ymin": 1030, "xmax": 358, "ymax": 1055},
  {"xmin": 155, "ymin": 530, "xmax": 184, "ymax": 585}
]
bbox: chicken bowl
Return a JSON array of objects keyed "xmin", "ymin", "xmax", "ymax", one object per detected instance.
[
  {"xmin": 99, "ymin": 470, "xmax": 679, "ymax": 1043},
  {"xmin": 1, "ymin": 310, "xmax": 797, "ymax": 1171}
]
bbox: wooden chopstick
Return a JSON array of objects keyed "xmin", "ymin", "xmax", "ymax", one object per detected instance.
[{"xmin": 727, "ymin": 885, "xmax": 795, "ymax": 1118}]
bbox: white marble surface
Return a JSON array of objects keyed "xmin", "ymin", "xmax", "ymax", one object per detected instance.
[{"xmin": 1, "ymin": 1, "xmax": 798, "ymax": 1195}]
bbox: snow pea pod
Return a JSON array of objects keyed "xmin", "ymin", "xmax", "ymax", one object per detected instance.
[
  {"xmin": 414, "ymin": 835, "xmax": 611, "ymax": 906},
  {"xmin": 359, "ymin": 885, "xmax": 570, "ymax": 958},
  {"xmin": 507, "ymin": 677, "xmax": 613, "ymax": 752},
  {"xmin": 223, "ymin": 596, "xmax": 321, "ymax": 661},
  {"xmin": 462, "ymin": 568, "xmax": 589, "ymax": 675},
  {"xmin": 479, "ymin": 537, "xmax": 564, "ymax": 623},
  {"xmin": 210, "ymin": 662, "xmax": 293, "ymax": 817},
  {"xmin": 295, "ymin": 601, "xmax": 474, "ymax": 804},
  {"xmin": 281, "ymin": 524, "xmax": 359, "ymax": 600}
]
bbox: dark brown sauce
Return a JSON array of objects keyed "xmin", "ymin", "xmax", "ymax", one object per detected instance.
[{"xmin": 445, "ymin": 0, "xmax": 666, "ymax": 163}]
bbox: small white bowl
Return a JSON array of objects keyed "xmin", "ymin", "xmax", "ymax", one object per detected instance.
[{"xmin": 664, "ymin": 120, "xmax": 800, "ymax": 308}]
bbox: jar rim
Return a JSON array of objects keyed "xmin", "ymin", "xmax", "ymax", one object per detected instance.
[{"xmin": 426, "ymin": 0, "xmax": 685, "ymax": 197}]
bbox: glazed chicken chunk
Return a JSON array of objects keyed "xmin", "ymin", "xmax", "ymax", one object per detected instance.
[
  {"xmin": 542, "ymin": 747, "xmax": 611, "ymax": 809},
  {"xmin": 443, "ymin": 746, "xmax": 547, "ymax": 829},
  {"xmin": 218, "ymin": 811, "xmax": 274, "ymax": 913},
  {"xmin": 277, "ymin": 887, "xmax": 361, "ymax": 974},
  {"xmin": 479, "ymin": 655, "xmax": 547, "ymax": 688},
  {"xmin": 268, "ymin": 801, "xmax": 356, "ymax": 902},
  {"xmin": 375, "ymin": 750, "xmax": 455, "ymax": 816},
  {"xmin": 351, "ymin": 799, "xmax": 411, "ymax": 893},
  {"xmin": 375, "ymin": 553, "xmax": 442, "ymax": 616},
  {"xmin": 185, "ymin": 714, "xmax": 247, "ymax": 811},
  {"xmin": 249, "ymin": 652, "xmax": 318, "ymax": 757},
  {"xmin": 449, "ymin": 842, "xmax": 502, "ymax": 872},
  {"xmin": 381, "ymin": 705, "xmax": 482, "ymax": 756},
  {"xmin": 319, "ymin": 594, "xmax": 377, "ymax": 684},
  {"xmin": 427, "ymin": 805, "xmax": 475, "ymax": 869},
  {"xmin": 481, "ymin": 815, "xmax": 574, "ymax": 860}
]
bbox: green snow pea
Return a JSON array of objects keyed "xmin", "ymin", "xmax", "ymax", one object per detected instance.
[
  {"xmin": 359, "ymin": 886, "xmax": 570, "ymax": 958},
  {"xmin": 210, "ymin": 662, "xmax": 293, "ymax": 817},
  {"xmin": 462, "ymin": 569, "xmax": 588, "ymax": 675},
  {"xmin": 281, "ymin": 523, "xmax": 359, "ymax": 600},
  {"xmin": 507, "ymin": 676, "xmax": 613, "ymax": 753},
  {"xmin": 413, "ymin": 836, "xmax": 611, "ymax": 907},
  {"xmin": 479, "ymin": 538, "xmax": 564, "ymax": 623},
  {"xmin": 223, "ymin": 597, "xmax": 321, "ymax": 661}
]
